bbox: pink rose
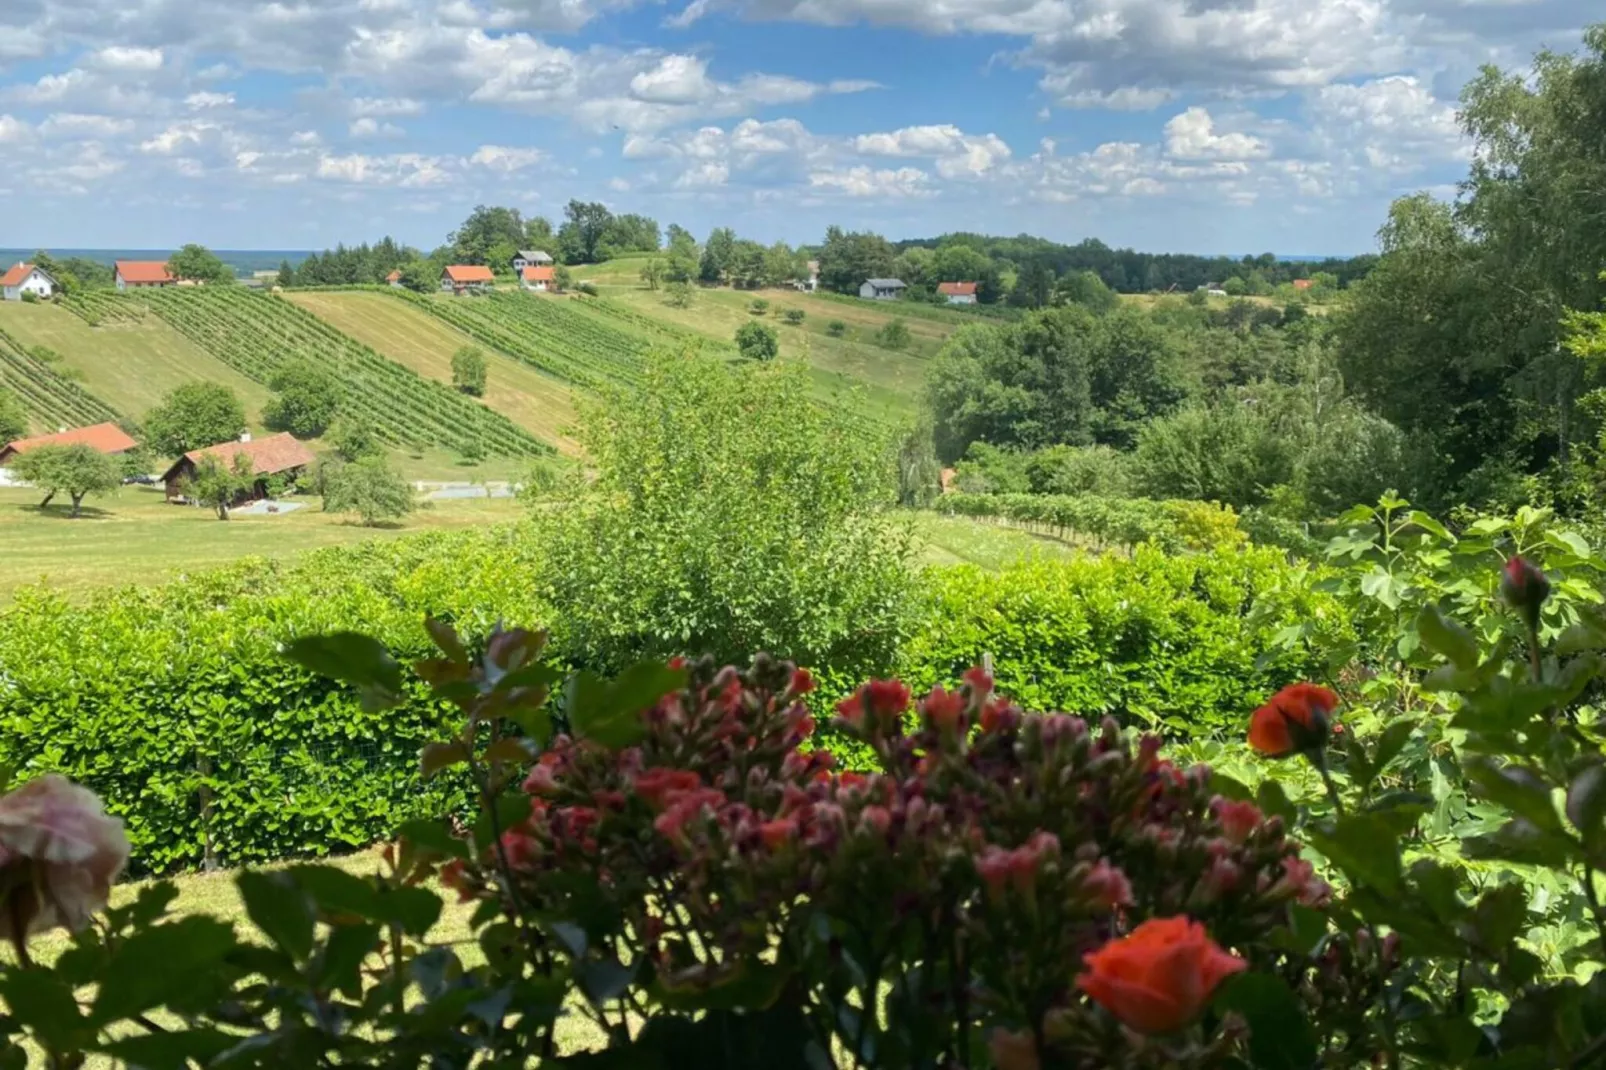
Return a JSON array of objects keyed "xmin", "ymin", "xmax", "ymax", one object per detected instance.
[{"xmin": 0, "ymin": 776, "xmax": 130, "ymax": 940}]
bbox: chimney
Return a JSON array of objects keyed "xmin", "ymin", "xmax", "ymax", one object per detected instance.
[{"xmin": 240, "ymin": 431, "xmax": 252, "ymax": 443}]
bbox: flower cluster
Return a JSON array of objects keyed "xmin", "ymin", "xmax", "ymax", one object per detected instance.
[{"xmin": 434, "ymin": 655, "xmax": 1327, "ymax": 1064}]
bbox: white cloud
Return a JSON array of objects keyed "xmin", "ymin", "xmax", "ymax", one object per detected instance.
[
  {"xmin": 1307, "ymin": 75, "xmax": 1466, "ymax": 172},
  {"xmin": 315, "ymin": 152, "xmax": 452, "ymax": 187},
  {"xmin": 469, "ymin": 144, "xmax": 547, "ymax": 171},
  {"xmin": 674, "ymin": 161, "xmax": 729, "ymax": 187},
  {"xmin": 852, "ymin": 123, "xmax": 1012, "ymax": 177},
  {"xmin": 349, "ymin": 117, "xmax": 405, "ymax": 138},
  {"xmin": 185, "ymin": 91, "xmax": 235, "ymax": 109},
  {"xmin": 38, "ymin": 113, "xmax": 135, "ymax": 138},
  {"xmin": 630, "ymin": 54, "xmax": 714, "ymax": 105},
  {"xmin": 89, "ymin": 46, "xmax": 165, "ymax": 72},
  {"xmin": 349, "ymin": 96, "xmax": 425, "ymax": 118},
  {"xmin": 0, "ymin": 115, "xmax": 30, "ymax": 143},
  {"xmin": 140, "ymin": 121, "xmax": 220, "ymax": 155},
  {"xmin": 808, "ymin": 165, "xmax": 931, "ymax": 198},
  {"xmin": 1163, "ymin": 107, "xmax": 1270, "ymax": 160}
]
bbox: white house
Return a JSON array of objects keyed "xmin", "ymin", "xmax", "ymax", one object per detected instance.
[
  {"xmin": 521, "ymin": 266, "xmax": 556, "ymax": 292},
  {"xmin": 512, "ymin": 250, "xmax": 554, "ymax": 273},
  {"xmin": 1, "ymin": 263, "xmax": 56, "ymax": 302},
  {"xmin": 938, "ymin": 281, "xmax": 978, "ymax": 305},
  {"xmin": 860, "ymin": 278, "xmax": 907, "ymax": 301},
  {"xmin": 793, "ymin": 259, "xmax": 820, "ymax": 292}
]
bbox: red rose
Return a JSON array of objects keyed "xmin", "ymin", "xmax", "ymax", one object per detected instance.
[
  {"xmin": 1077, "ymin": 916, "xmax": 1246, "ymax": 1034},
  {"xmin": 1248, "ymin": 683, "xmax": 1338, "ymax": 757},
  {"xmin": 789, "ymin": 668, "xmax": 816, "ymax": 696},
  {"xmin": 1501, "ymin": 556, "xmax": 1551, "ymax": 624},
  {"xmin": 1213, "ymin": 798, "xmax": 1264, "ymax": 844}
]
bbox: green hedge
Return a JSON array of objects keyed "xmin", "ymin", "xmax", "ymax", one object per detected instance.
[
  {"xmin": 0, "ymin": 527, "xmax": 1342, "ymax": 873},
  {"xmin": 899, "ymin": 549, "xmax": 1347, "ymax": 737}
]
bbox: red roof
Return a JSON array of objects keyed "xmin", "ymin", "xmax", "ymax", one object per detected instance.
[
  {"xmin": 2, "ymin": 422, "xmax": 138, "ymax": 457},
  {"xmin": 386, "ymin": 270, "xmax": 402, "ymax": 282},
  {"xmin": 938, "ymin": 281, "xmax": 978, "ymax": 296},
  {"xmin": 1292, "ymin": 279, "xmax": 1314, "ymax": 290},
  {"xmin": 175, "ymin": 432, "xmax": 316, "ymax": 477},
  {"xmin": 444, "ymin": 265, "xmax": 495, "ymax": 284},
  {"xmin": 116, "ymin": 260, "xmax": 175, "ymax": 285},
  {"xmin": 0, "ymin": 262, "xmax": 44, "ymax": 288},
  {"xmin": 522, "ymin": 266, "xmax": 556, "ymax": 283}
]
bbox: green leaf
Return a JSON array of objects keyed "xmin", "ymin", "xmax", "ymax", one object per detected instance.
[
  {"xmin": 1209, "ymin": 772, "xmax": 1254, "ymax": 802},
  {"xmin": 282, "ymin": 632, "xmax": 404, "ymax": 711},
  {"xmin": 1416, "ymin": 605, "xmax": 1478, "ymax": 670},
  {"xmin": 566, "ymin": 662, "xmax": 687, "ymax": 749},
  {"xmin": 484, "ymin": 736, "xmax": 535, "ymax": 766},
  {"xmin": 379, "ymin": 886, "xmax": 443, "ymax": 937},
  {"xmin": 101, "ymin": 1030, "xmax": 236, "ymax": 1070},
  {"xmin": 92, "ymin": 916, "xmax": 238, "ymax": 1024},
  {"xmin": 424, "ymin": 616, "xmax": 468, "ymax": 662},
  {"xmin": 577, "ymin": 957, "xmax": 636, "ymax": 1004},
  {"xmin": 420, "ymin": 741, "xmax": 469, "ymax": 779},
  {"xmin": 398, "ymin": 818, "xmax": 471, "ymax": 860},
  {"xmin": 288, "ymin": 864, "xmax": 381, "ymax": 919},
  {"xmin": 1255, "ymin": 780, "xmax": 1296, "ymax": 823},
  {"xmin": 1213, "ymin": 973, "xmax": 1317, "ymax": 1070},
  {"xmin": 1543, "ymin": 528, "xmax": 1592, "ymax": 559},
  {"xmin": 1371, "ymin": 719, "xmax": 1417, "ymax": 781},
  {"xmin": 0, "ymin": 970, "xmax": 86, "ymax": 1052},
  {"xmin": 316, "ymin": 922, "xmax": 380, "ymax": 996},
  {"xmin": 1471, "ymin": 883, "xmax": 1528, "ymax": 950},
  {"xmin": 1407, "ymin": 511, "xmax": 1453, "ymax": 542},
  {"xmin": 1465, "ymin": 759, "xmax": 1563, "ymax": 832},
  {"xmin": 237, "ymin": 870, "xmax": 315, "ymax": 964},
  {"xmin": 1306, "ymin": 815, "xmax": 1403, "ymax": 895},
  {"xmin": 474, "ymin": 793, "xmax": 534, "ymax": 856}
]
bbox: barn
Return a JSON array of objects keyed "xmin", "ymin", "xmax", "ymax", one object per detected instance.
[{"xmin": 162, "ymin": 432, "xmax": 315, "ymax": 504}]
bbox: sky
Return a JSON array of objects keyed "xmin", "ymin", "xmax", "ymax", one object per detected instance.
[{"xmin": 0, "ymin": 1, "xmax": 1597, "ymax": 255}]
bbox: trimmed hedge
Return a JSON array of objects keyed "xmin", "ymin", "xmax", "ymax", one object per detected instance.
[{"xmin": 0, "ymin": 527, "xmax": 1342, "ymax": 873}]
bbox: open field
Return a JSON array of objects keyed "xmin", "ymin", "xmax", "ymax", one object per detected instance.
[
  {"xmin": 0, "ymin": 485, "xmax": 524, "ymax": 602},
  {"xmin": 907, "ymin": 511, "xmax": 1082, "ymax": 568},
  {"xmin": 0, "ymin": 299, "xmax": 273, "ymax": 429},
  {"xmin": 286, "ymin": 290, "xmax": 584, "ymax": 454}
]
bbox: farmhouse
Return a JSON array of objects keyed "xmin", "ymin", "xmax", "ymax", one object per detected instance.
[
  {"xmin": 386, "ymin": 270, "xmax": 404, "ymax": 288},
  {"xmin": 161, "ymin": 432, "xmax": 315, "ymax": 504},
  {"xmin": 1292, "ymin": 278, "xmax": 1314, "ymax": 291},
  {"xmin": 115, "ymin": 261, "xmax": 176, "ymax": 290},
  {"xmin": 938, "ymin": 281, "xmax": 978, "ymax": 305},
  {"xmin": 794, "ymin": 260, "xmax": 820, "ymax": 293},
  {"xmin": 442, "ymin": 265, "xmax": 495, "ymax": 295},
  {"xmin": 860, "ymin": 278, "xmax": 907, "ymax": 301},
  {"xmin": 521, "ymin": 266, "xmax": 556, "ymax": 292},
  {"xmin": 0, "ymin": 422, "xmax": 139, "ymax": 467},
  {"xmin": 1, "ymin": 262, "xmax": 57, "ymax": 302},
  {"xmin": 512, "ymin": 250, "xmax": 553, "ymax": 273}
]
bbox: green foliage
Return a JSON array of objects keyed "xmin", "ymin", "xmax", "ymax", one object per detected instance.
[
  {"xmin": 0, "ymin": 326, "xmax": 120, "ymax": 429},
  {"xmin": 262, "ymin": 357, "xmax": 342, "ymax": 438},
  {"xmin": 875, "ymin": 318, "xmax": 911, "ymax": 350},
  {"xmin": 782, "ymin": 308, "xmax": 805, "ymax": 325},
  {"xmin": 638, "ymin": 257, "xmax": 665, "ymax": 290},
  {"xmin": 1054, "ymin": 269, "xmax": 1119, "ymax": 313},
  {"xmin": 0, "ymin": 387, "xmax": 25, "ymax": 442},
  {"xmin": 937, "ymin": 491, "xmax": 1247, "ymax": 554},
  {"xmin": 531, "ymin": 353, "xmax": 913, "ymax": 674},
  {"xmin": 826, "ymin": 319, "xmax": 846, "ymax": 337},
  {"xmin": 166, "ymin": 244, "xmax": 233, "ymax": 284},
  {"xmin": 11, "ymin": 443, "xmax": 120, "ymax": 516},
  {"xmin": 894, "ymin": 421, "xmax": 942, "ymax": 508},
  {"xmin": 185, "ymin": 452, "xmax": 256, "ymax": 520},
  {"xmin": 450, "ymin": 345, "xmax": 488, "ymax": 396},
  {"xmin": 749, "ymin": 298, "xmax": 769, "ymax": 315},
  {"xmin": 321, "ymin": 456, "xmax": 415, "ymax": 526},
  {"xmin": 734, "ymin": 320, "xmax": 779, "ymax": 362},
  {"xmin": 557, "ymin": 200, "xmax": 616, "ymax": 264},
  {"xmin": 953, "ymin": 442, "xmax": 1136, "ymax": 498},
  {"xmin": 327, "ymin": 418, "xmax": 382, "ymax": 462},
  {"xmin": 448, "ymin": 205, "xmax": 526, "ymax": 264},
  {"xmin": 664, "ymin": 279, "xmax": 694, "ymax": 308},
  {"xmin": 18, "ymin": 290, "xmax": 38, "ymax": 305},
  {"xmin": 143, "ymin": 381, "xmax": 247, "ymax": 457},
  {"xmin": 817, "ymin": 225, "xmax": 896, "ymax": 294}
]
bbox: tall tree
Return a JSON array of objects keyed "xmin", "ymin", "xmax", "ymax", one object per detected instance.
[
  {"xmin": 557, "ymin": 201, "xmax": 616, "ymax": 264},
  {"xmin": 13, "ymin": 443, "xmax": 120, "ymax": 516},
  {"xmin": 523, "ymin": 216, "xmax": 555, "ymax": 249},
  {"xmin": 816, "ymin": 227, "xmax": 895, "ymax": 294},
  {"xmin": 262, "ymin": 358, "xmax": 342, "ymax": 438},
  {"xmin": 167, "ymin": 244, "xmax": 233, "ymax": 284},
  {"xmin": 452, "ymin": 346, "xmax": 488, "ymax": 396},
  {"xmin": 144, "ymin": 382, "xmax": 247, "ymax": 456},
  {"xmin": 450, "ymin": 206, "xmax": 526, "ymax": 264},
  {"xmin": 187, "ymin": 453, "xmax": 255, "ymax": 520},
  {"xmin": 702, "ymin": 227, "xmax": 737, "ymax": 284}
]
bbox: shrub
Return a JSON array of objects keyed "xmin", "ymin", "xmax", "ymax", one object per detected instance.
[
  {"xmin": 937, "ymin": 492, "xmax": 1247, "ymax": 554},
  {"xmin": 450, "ymin": 345, "xmax": 488, "ymax": 396},
  {"xmin": 321, "ymin": 455, "xmax": 415, "ymax": 526},
  {"xmin": 0, "ymin": 388, "xmax": 25, "ymax": 443},
  {"xmin": 749, "ymin": 298, "xmax": 770, "ymax": 315},
  {"xmin": 734, "ymin": 320, "xmax": 780, "ymax": 361},
  {"xmin": 1026, "ymin": 443, "xmax": 1135, "ymax": 497},
  {"xmin": 876, "ymin": 317, "xmax": 912, "ymax": 350},
  {"xmin": 664, "ymin": 280, "xmax": 694, "ymax": 308},
  {"xmin": 782, "ymin": 307, "xmax": 805, "ymax": 325},
  {"xmin": 18, "ymin": 290, "xmax": 38, "ymax": 304},
  {"xmin": 575, "ymin": 281, "xmax": 599, "ymax": 296},
  {"xmin": 826, "ymin": 319, "xmax": 847, "ymax": 336}
]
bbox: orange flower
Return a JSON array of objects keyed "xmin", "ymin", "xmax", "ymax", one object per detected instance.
[
  {"xmin": 1248, "ymin": 683, "xmax": 1337, "ymax": 757},
  {"xmin": 1077, "ymin": 916, "xmax": 1246, "ymax": 1034}
]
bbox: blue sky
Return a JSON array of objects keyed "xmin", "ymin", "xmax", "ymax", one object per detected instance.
[{"xmin": 0, "ymin": 0, "xmax": 1597, "ymax": 255}]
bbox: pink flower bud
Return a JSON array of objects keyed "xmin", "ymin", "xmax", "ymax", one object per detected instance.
[
  {"xmin": 1083, "ymin": 859, "xmax": 1134, "ymax": 910},
  {"xmin": 1501, "ymin": 556, "xmax": 1550, "ymax": 624},
  {"xmin": 759, "ymin": 817, "xmax": 798, "ymax": 850},
  {"xmin": 860, "ymin": 805, "xmax": 892, "ymax": 837},
  {"xmin": 1213, "ymin": 798, "xmax": 1264, "ymax": 844}
]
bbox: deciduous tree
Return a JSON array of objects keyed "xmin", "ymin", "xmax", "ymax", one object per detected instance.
[
  {"xmin": 0, "ymin": 389, "xmax": 25, "ymax": 444},
  {"xmin": 452, "ymin": 346, "xmax": 488, "ymax": 396},
  {"xmin": 12, "ymin": 443, "xmax": 119, "ymax": 516},
  {"xmin": 321, "ymin": 456, "xmax": 415, "ymax": 526},
  {"xmin": 166, "ymin": 244, "xmax": 232, "ymax": 284},
  {"xmin": 735, "ymin": 321, "xmax": 779, "ymax": 361},
  {"xmin": 262, "ymin": 358, "xmax": 342, "ymax": 438},
  {"xmin": 144, "ymin": 382, "xmax": 247, "ymax": 457},
  {"xmin": 187, "ymin": 453, "xmax": 256, "ymax": 520}
]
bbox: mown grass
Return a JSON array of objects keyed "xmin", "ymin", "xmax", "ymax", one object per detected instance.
[{"xmin": 0, "ymin": 485, "xmax": 524, "ymax": 603}]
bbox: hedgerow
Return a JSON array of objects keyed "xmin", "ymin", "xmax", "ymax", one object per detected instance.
[{"xmin": 937, "ymin": 490, "xmax": 1247, "ymax": 551}]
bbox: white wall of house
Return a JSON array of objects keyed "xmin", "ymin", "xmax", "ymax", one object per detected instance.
[
  {"xmin": 522, "ymin": 279, "xmax": 549, "ymax": 292},
  {"xmin": 946, "ymin": 293, "xmax": 977, "ymax": 305},
  {"xmin": 4, "ymin": 270, "xmax": 54, "ymax": 301}
]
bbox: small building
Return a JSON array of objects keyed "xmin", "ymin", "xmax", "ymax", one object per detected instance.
[
  {"xmin": 386, "ymin": 270, "xmax": 404, "ymax": 288},
  {"xmin": 0, "ymin": 422, "xmax": 138, "ymax": 467},
  {"xmin": 520, "ymin": 266, "xmax": 556, "ymax": 292},
  {"xmin": 512, "ymin": 250, "xmax": 554, "ymax": 273},
  {"xmin": 115, "ymin": 260, "xmax": 176, "ymax": 290},
  {"xmin": 1, "ymin": 262, "xmax": 57, "ymax": 302},
  {"xmin": 794, "ymin": 260, "xmax": 820, "ymax": 292},
  {"xmin": 1292, "ymin": 278, "xmax": 1314, "ymax": 291},
  {"xmin": 161, "ymin": 432, "xmax": 316, "ymax": 504},
  {"xmin": 938, "ymin": 281, "xmax": 978, "ymax": 305},
  {"xmin": 860, "ymin": 278, "xmax": 907, "ymax": 301},
  {"xmin": 442, "ymin": 265, "xmax": 495, "ymax": 295}
]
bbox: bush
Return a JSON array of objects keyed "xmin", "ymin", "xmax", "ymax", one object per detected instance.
[
  {"xmin": 262, "ymin": 357, "xmax": 342, "ymax": 438},
  {"xmin": 321, "ymin": 455, "xmax": 415, "ymax": 526},
  {"xmin": 0, "ymin": 388, "xmax": 25, "ymax": 443},
  {"xmin": 749, "ymin": 298, "xmax": 770, "ymax": 315},
  {"xmin": 734, "ymin": 320, "xmax": 780, "ymax": 361},
  {"xmin": 451, "ymin": 345, "xmax": 488, "ymax": 396},
  {"xmin": 937, "ymin": 491, "xmax": 1247, "ymax": 554},
  {"xmin": 782, "ymin": 307, "xmax": 805, "ymax": 325},
  {"xmin": 575, "ymin": 281, "xmax": 599, "ymax": 296},
  {"xmin": 876, "ymin": 318, "xmax": 911, "ymax": 350},
  {"xmin": 826, "ymin": 319, "xmax": 846, "ymax": 336}
]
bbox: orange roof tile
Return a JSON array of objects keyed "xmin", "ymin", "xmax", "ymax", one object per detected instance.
[
  {"xmin": 386, "ymin": 270, "xmax": 402, "ymax": 282},
  {"xmin": 3, "ymin": 422, "xmax": 138, "ymax": 457},
  {"xmin": 0, "ymin": 262, "xmax": 44, "ymax": 288},
  {"xmin": 444, "ymin": 265, "xmax": 495, "ymax": 283},
  {"xmin": 937, "ymin": 281, "xmax": 978, "ymax": 296},
  {"xmin": 1292, "ymin": 279, "xmax": 1314, "ymax": 290},
  {"xmin": 522, "ymin": 266, "xmax": 556, "ymax": 282},
  {"xmin": 115, "ymin": 260, "xmax": 175, "ymax": 284},
  {"xmin": 177, "ymin": 432, "xmax": 316, "ymax": 477}
]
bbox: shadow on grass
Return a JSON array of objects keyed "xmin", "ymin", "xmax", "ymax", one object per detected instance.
[{"xmin": 15, "ymin": 503, "xmax": 117, "ymax": 521}]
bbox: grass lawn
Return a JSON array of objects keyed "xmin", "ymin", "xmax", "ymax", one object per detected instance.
[
  {"xmin": 907, "ymin": 511, "xmax": 1084, "ymax": 569},
  {"xmin": 285, "ymin": 291, "xmax": 583, "ymax": 455},
  {"xmin": 0, "ymin": 484, "xmax": 524, "ymax": 603},
  {"xmin": 0, "ymin": 301, "xmax": 273, "ymax": 429}
]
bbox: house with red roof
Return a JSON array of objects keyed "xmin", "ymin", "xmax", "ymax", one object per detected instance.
[
  {"xmin": 161, "ymin": 432, "xmax": 316, "ymax": 504},
  {"xmin": 938, "ymin": 281, "xmax": 978, "ymax": 305},
  {"xmin": 441, "ymin": 265, "xmax": 495, "ymax": 295},
  {"xmin": 0, "ymin": 423, "xmax": 138, "ymax": 467},
  {"xmin": 520, "ymin": 265, "xmax": 556, "ymax": 292},
  {"xmin": 386, "ymin": 270, "xmax": 404, "ymax": 288},
  {"xmin": 1292, "ymin": 279, "xmax": 1314, "ymax": 291},
  {"xmin": 1, "ymin": 262, "xmax": 57, "ymax": 302},
  {"xmin": 115, "ymin": 261, "xmax": 176, "ymax": 291}
]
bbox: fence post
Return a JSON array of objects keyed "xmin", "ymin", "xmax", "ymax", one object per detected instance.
[
  {"xmin": 197, "ymin": 753, "xmax": 217, "ymax": 872},
  {"xmin": 982, "ymin": 652, "xmax": 994, "ymax": 679}
]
